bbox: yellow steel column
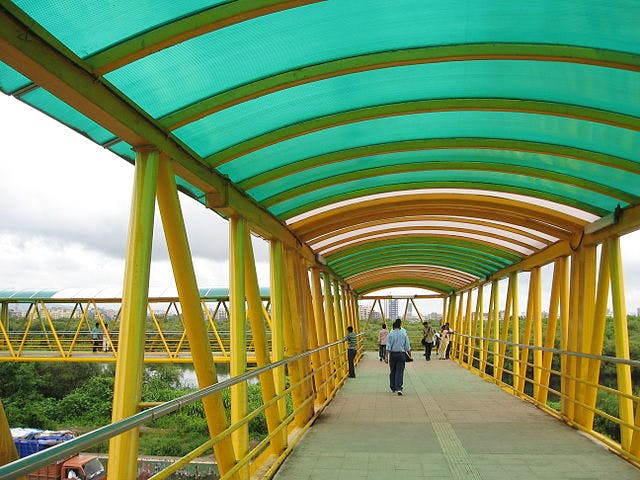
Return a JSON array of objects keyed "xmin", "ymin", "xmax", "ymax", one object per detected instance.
[
  {"xmin": 490, "ymin": 280, "xmax": 499, "ymax": 374},
  {"xmin": 229, "ymin": 216, "xmax": 248, "ymax": 470},
  {"xmin": 463, "ymin": 290, "xmax": 473, "ymax": 366},
  {"xmin": 475, "ymin": 286, "xmax": 484, "ymax": 372},
  {"xmin": 156, "ymin": 157, "xmax": 236, "ymax": 474},
  {"xmin": 496, "ymin": 274, "xmax": 513, "ymax": 383},
  {"xmin": 0, "ymin": 400, "xmax": 21, "ymax": 477},
  {"xmin": 538, "ymin": 257, "xmax": 565, "ymax": 406},
  {"xmin": 108, "ymin": 148, "xmax": 158, "ymax": 479},
  {"xmin": 310, "ymin": 267, "xmax": 331, "ymax": 401},
  {"xmin": 510, "ymin": 273, "xmax": 520, "ymax": 392},
  {"xmin": 517, "ymin": 269, "xmax": 537, "ymax": 395},
  {"xmin": 575, "ymin": 245, "xmax": 597, "ymax": 425},
  {"xmin": 564, "ymin": 251, "xmax": 581, "ymax": 420},
  {"xmin": 323, "ymin": 274, "xmax": 339, "ymax": 385},
  {"xmin": 298, "ymin": 259, "xmax": 324, "ymax": 406},
  {"xmin": 333, "ymin": 280, "xmax": 347, "ymax": 377},
  {"xmin": 243, "ymin": 228, "xmax": 285, "ymax": 455},
  {"xmin": 531, "ymin": 268, "xmax": 543, "ymax": 402},
  {"xmin": 609, "ymin": 237, "xmax": 634, "ymax": 451},
  {"xmin": 269, "ymin": 240, "xmax": 287, "ymax": 428},
  {"xmin": 582, "ymin": 245, "xmax": 610, "ymax": 430}
]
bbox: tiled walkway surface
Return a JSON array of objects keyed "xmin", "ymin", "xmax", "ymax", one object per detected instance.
[{"xmin": 273, "ymin": 353, "xmax": 640, "ymax": 479}]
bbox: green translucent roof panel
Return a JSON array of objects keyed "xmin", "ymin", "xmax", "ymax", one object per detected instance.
[
  {"xmin": 108, "ymin": 142, "xmax": 136, "ymax": 162},
  {"xmin": 247, "ymin": 149, "xmax": 640, "ymax": 202},
  {"xmin": 21, "ymin": 88, "xmax": 118, "ymax": 145},
  {"xmin": 12, "ymin": 0, "xmax": 225, "ymax": 57},
  {"xmin": 219, "ymin": 112, "xmax": 640, "ymax": 182},
  {"xmin": 268, "ymin": 171, "xmax": 625, "ymax": 219},
  {"xmin": 0, "ymin": 62, "xmax": 31, "ymax": 94},
  {"xmin": 104, "ymin": 0, "xmax": 640, "ymax": 119},
  {"xmin": 174, "ymin": 61, "xmax": 640, "ymax": 157}
]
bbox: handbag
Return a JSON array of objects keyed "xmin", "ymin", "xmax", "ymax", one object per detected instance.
[{"xmin": 404, "ymin": 352, "xmax": 413, "ymax": 362}]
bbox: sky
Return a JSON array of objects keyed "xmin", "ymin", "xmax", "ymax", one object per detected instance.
[{"xmin": 1, "ymin": 94, "xmax": 640, "ymax": 315}]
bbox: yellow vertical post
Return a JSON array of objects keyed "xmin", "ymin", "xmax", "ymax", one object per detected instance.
[
  {"xmin": 243, "ymin": 229, "xmax": 285, "ymax": 455},
  {"xmin": 108, "ymin": 148, "xmax": 158, "ymax": 480},
  {"xmin": 495, "ymin": 275, "xmax": 513, "ymax": 382},
  {"xmin": 229, "ymin": 216, "xmax": 248, "ymax": 470},
  {"xmin": 453, "ymin": 294, "xmax": 464, "ymax": 360},
  {"xmin": 156, "ymin": 157, "xmax": 236, "ymax": 474},
  {"xmin": 609, "ymin": 238, "xmax": 634, "ymax": 451},
  {"xmin": 564, "ymin": 252, "xmax": 581, "ymax": 420},
  {"xmin": 582, "ymin": 245, "xmax": 610, "ymax": 430},
  {"xmin": 463, "ymin": 290, "xmax": 473, "ymax": 366},
  {"xmin": 269, "ymin": 241, "xmax": 287, "ymax": 428},
  {"xmin": 490, "ymin": 280, "xmax": 500, "ymax": 374},
  {"xmin": 531, "ymin": 268, "xmax": 543, "ymax": 401},
  {"xmin": 538, "ymin": 257, "xmax": 565, "ymax": 406},
  {"xmin": 481, "ymin": 288, "xmax": 492, "ymax": 374},
  {"xmin": 298, "ymin": 260, "xmax": 324, "ymax": 406},
  {"xmin": 311, "ymin": 267, "xmax": 332, "ymax": 400},
  {"xmin": 517, "ymin": 269, "xmax": 537, "ymax": 395},
  {"xmin": 575, "ymin": 246, "xmax": 597, "ymax": 425},
  {"xmin": 333, "ymin": 280, "xmax": 347, "ymax": 377},
  {"xmin": 323, "ymin": 274, "xmax": 338, "ymax": 384},
  {"xmin": 283, "ymin": 250, "xmax": 313, "ymax": 427},
  {"xmin": 0, "ymin": 400, "xmax": 22, "ymax": 478},
  {"xmin": 475, "ymin": 286, "xmax": 484, "ymax": 371},
  {"xmin": 510, "ymin": 273, "xmax": 520, "ymax": 392},
  {"xmin": 442, "ymin": 296, "xmax": 449, "ymax": 330}
]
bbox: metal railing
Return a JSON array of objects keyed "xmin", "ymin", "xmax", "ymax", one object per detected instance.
[
  {"xmin": 0, "ymin": 334, "xmax": 365, "ymax": 480},
  {"xmin": 453, "ymin": 332, "xmax": 640, "ymax": 466}
]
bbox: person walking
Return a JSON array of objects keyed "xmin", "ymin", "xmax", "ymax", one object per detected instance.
[
  {"xmin": 91, "ymin": 322, "xmax": 101, "ymax": 352},
  {"xmin": 421, "ymin": 321, "xmax": 435, "ymax": 360},
  {"xmin": 384, "ymin": 318, "xmax": 411, "ymax": 395},
  {"xmin": 440, "ymin": 322, "xmax": 454, "ymax": 359},
  {"xmin": 344, "ymin": 326, "xmax": 358, "ymax": 378},
  {"xmin": 377, "ymin": 323, "xmax": 389, "ymax": 361}
]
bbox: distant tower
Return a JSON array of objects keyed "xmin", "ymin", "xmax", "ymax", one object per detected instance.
[{"xmin": 388, "ymin": 298, "xmax": 398, "ymax": 319}]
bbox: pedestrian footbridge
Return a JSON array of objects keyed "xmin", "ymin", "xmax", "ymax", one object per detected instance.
[{"xmin": 1, "ymin": 1, "xmax": 640, "ymax": 478}]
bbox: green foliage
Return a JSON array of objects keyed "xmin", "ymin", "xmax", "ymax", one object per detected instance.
[{"xmin": 594, "ymin": 390, "xmax": 621, "ymax": 442}]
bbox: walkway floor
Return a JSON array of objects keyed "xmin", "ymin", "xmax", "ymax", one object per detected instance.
[{"xmin": 273, "ymin": 353, "xmax": 639, "ymax": 480}]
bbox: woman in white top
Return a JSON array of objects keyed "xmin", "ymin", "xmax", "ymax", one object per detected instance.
[{"xmin": 377, "ymin": 323, "xmax": 389, "ymax": 361}]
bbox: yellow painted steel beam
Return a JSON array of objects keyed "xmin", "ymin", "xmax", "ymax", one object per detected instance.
[
  {"xmin": 564, "ymin": 251, "xmax": 581, "ymax": 420},
  {"xmin": 323, "ymin": 274, "xmax": 340, "ymax": 384},
  {"xmin": 575, "ymin": 245, "xmax": 597, "ymax": 425},
  {"xmin": 108, "ymin": 149, "xmax": 159, "ymax": 479},
  {"xmin": 243, "ymin": 227, "xmax": 286, "ymax": 456},
  {"xmin": 156, "ymin": 156, "xmax": 237, "ymax": 475},
  {"xmin": 609, "ymin": 238, "xmax": 634, "ymax": 451},
  {"xmin": 0, "ymin": 400, "xmax": 21, "ymax": 477},
  {"xmin": 310, "ymin": 267, "xmax": 332, "ymax": 401},
  {"xmin": 581, "ymin": 245, "xmax": 610, "ymax": 429},
  {"xmin": 229, "ymin": 216, "xmax": 249, "ymax": 469},
  {"xmin": 490, "ymin": 280, "xmax": 500, "ymax": 373},
  {"xmin": 531, "ymin": 268, "xmax": 543, "ymax": 402},
  {"xmin": 462, "ymin": 290, "xmax": 473, "ymax": 365},
  {"xmin": 269, "ymin": 240, "xmax": 287, "ymax": 431},
  {"xmin": 537, "ymin": 257, "xmax": 565, "ymax": 406}
]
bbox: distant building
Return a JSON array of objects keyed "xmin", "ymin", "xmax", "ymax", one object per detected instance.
[{"xmin": 387, "ymin": 299, "xmax": 398, "ymax": 319}]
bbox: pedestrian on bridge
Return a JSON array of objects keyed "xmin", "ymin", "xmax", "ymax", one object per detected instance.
[
  {"xmin": 344, "ymin": 326, "xmax": 358, "ymax": 378},
  {"xmin": 377, "ymin": 323, "xmax": 389, "ymax": 361},
  {"xmin": 385, "ymin": 318, "xmax": 411, "ymax": 395},
  {"xmin": 92, "ymin": 322, "xmax": 101, "ymax": 352}
]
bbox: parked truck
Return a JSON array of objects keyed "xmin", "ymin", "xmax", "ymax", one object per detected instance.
[
  {"xmin": 25, "ymin": 453, "xmax": 105, "ymax": 480},
  {"xmin": 11, "ymin": 429, "xmax": 105, "ymax": 480}
]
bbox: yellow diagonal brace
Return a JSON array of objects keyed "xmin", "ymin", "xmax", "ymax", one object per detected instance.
[
  {"xmin": 156, "ymin": 156, "xmax": 236, "ymax": 475},
  {"xmin": 108, "ymin": 148, "xmax": 159, "ymax": 479},
  {"xmin": 243, "ymin": 228, "xmax": 285, "ymax": 455}
]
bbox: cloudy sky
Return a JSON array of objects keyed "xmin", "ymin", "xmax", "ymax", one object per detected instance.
[{"xmin": 1, "ymin": 94, "xmax": 639, "ymax": 314}]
